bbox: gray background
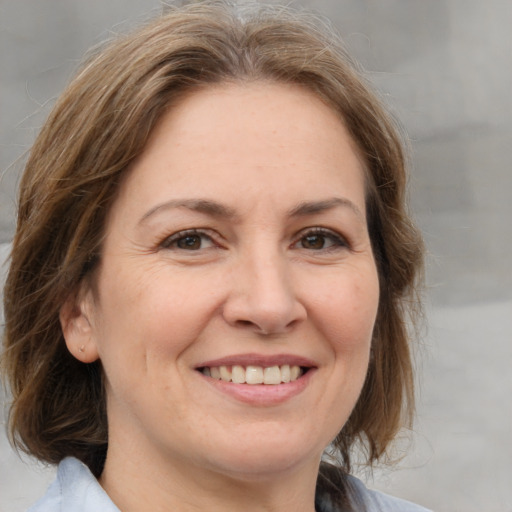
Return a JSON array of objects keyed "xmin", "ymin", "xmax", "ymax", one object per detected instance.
[{"xmin": 1, "ymin": 1, "xmax": 511, "ymax": 511}]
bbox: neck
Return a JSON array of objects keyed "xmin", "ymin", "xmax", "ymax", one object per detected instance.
[{"xmin": 99, "ymin": 440, "xmax": 320, "ymax": 512}]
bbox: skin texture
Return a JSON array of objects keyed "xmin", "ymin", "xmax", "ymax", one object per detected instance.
[{"xmin": 61, "ymin": 82, "xmax": 380, "ymax": 512}]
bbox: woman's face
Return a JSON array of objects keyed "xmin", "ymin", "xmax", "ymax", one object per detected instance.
[{"xmin": 65, "ymin": 82, "xmax": 379, "ymax": 479}]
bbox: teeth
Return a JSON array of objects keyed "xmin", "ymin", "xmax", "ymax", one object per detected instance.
[
  {"xmin": 246, "ymin": 366, "xmax": 264, "ymax": 384},
  {"xmin": 202, "ymin": 364, "xmax": 304, "ymax": 384},
  {"xmin": 219, "ymin": 365, "xmax": 232, "ymax": 382},
  {"xmin": 280, "ymin": 364, "xmax": 291, "ymax": 383},
  {"xmin": 263, "ymin": 365, "xmax": 281, "ymax": 385},
  {"xmin": 232, "ymin": 365, "xmax": 246, "ymax": 384},
  {"xmin": 290, "ymin": 365, "xmax": 301, "ymax": 381}
]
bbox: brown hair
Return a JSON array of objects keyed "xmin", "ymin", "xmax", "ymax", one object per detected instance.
[{"xmin": 2, "ymin": 0, "xmax": 423, "ymax": 487}]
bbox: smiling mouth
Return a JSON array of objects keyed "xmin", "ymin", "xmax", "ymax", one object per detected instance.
[{"xmin": 198, "ymin": 364, "xmax": 308, "ymax": 385}]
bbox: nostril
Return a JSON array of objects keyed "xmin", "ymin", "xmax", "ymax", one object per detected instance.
[
  {"xmin": 236, "ymin": 319, "xmax": 256, "ymax": 329},
  {"xmin": 233, "ymin": 317, "xmax": 301, "ymax": 336},
  {"xmin": 236, "ymin": 320, "xmax": 274, "ymax": 336},
  {"xmin": 223, "ymin": 291, "xmax": 307, "ymax": 335}
]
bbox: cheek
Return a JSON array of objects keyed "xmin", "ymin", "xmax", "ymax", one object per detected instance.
[
  {"xmin": 312, "ymin": 266, "xmax": 380, "ymax": 354},
  {"xmin": 94, "ymin": 264, "xmax": 222, "ymax": 364},
  {"xmin": 308, "ymin": 270, "xmax": 378, "ymax": 442}
]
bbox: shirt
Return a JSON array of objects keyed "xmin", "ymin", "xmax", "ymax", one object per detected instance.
[{"xmin": 28, "ymin": 457, "xmax": 432, "ymax": 512}]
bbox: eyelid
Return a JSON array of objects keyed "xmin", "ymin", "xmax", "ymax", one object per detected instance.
[
  {"xmin": 160, "ymin": 228, "xmax": 219, "ymax": 250},
  {"xmin": 158, "ymin": 226, "xmax": 349, "ymax": 251},
  {"xmin": 292, "ymin": 226, "xmax": 350, "ymax": 250}
]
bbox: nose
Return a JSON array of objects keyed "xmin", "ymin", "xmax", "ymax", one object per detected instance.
[{"xmin": 222, "ymin": 249, "xmax": 307, "ymax": 336}]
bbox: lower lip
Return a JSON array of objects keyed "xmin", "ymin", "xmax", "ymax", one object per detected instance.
[{"xmin": 199, "ymin": 369, "xmax": 315, "ymax": 406}]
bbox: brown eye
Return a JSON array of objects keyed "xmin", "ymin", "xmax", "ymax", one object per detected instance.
[
  {"xmin": 176, "ymin": 235, "xmax": 202, "ymax": 250},
  {"xmin": 161, "ymin": 230, "xmax": 216, "ymax": 251},
  {"xmin": 295, "ymin": 229, "xmax": 348, "ymax": 251},
  {"xmin": 301, "ymin": 234, "xmax": 327, "ymax": 249}
]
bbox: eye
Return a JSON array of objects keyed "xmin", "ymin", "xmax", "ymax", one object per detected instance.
[
  {"xmin": 161, "ymin": 230, "xmax": 216, "ymax": 251},
  {"xmin": 294, "ymin": 228, "xmax": 348, "ymax": 251}
]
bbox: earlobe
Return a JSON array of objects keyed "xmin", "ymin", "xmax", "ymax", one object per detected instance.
[{"xmin": 60, "ymin": 289, "xmax": 100, "ymax": 364}]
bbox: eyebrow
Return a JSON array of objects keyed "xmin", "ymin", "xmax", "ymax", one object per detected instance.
[
  {"xmin": 287, "ymin": 197, "xmax": 365, "ymax": 221},
  {"xmin": 139, "ymin": 196, "xmax": 364, "ymax": 224},
  {"xmin": 139, "ymin": 199, "xmax": 238, "ymax": 224}
]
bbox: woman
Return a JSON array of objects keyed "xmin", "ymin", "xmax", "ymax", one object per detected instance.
[{"xmin": 2, "ymin": 1, "xmax": 428, "ymax": 511}]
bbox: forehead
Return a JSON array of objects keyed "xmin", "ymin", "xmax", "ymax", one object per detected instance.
[
  {"xmin": 114, "ymin": 81, "xmax": 367, "ymax": 219},
  {"xmin": 144, "ymin": 81, "xmax": 362, "ymax": 162}
]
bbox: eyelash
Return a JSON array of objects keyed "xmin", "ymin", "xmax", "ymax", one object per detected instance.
[
  {"xmin": 292, "ymin": 227, "xmax": 349, "ymax": 252},
  {"xmin": 160, "ymin": 229, "xmax": 218, "ymax": 251},
  {"xmin": 160, "ymin": 227, "xmax": 348, "ymax": 252}
]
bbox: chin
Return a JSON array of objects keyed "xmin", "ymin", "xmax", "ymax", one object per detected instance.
[
  {"xmin": 200, "ymin": 429, "xmax": 325, "ymax": 480},
  {"xmin": 211, "ymin": 453, "xmax": 316, "ymax": 481}
]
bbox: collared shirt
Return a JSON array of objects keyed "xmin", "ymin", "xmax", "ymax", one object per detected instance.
[{"xmin": 28, "ymin": 457, "xmax": 432, "ymax": 512}]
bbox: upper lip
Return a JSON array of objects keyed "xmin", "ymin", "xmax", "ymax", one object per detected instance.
[{"xmin": 195, "ymin": 353, "xmax": 317, "ymax": 369}]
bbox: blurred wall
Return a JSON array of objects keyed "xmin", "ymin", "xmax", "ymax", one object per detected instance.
[{"xmin": 1, "ymin": 1, "xmax": 511, "ymax": 511}]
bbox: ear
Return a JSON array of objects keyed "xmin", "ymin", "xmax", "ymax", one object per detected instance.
[{"xmin": 59, "ymin": 286, "xmax": 100, "ymax": 364}]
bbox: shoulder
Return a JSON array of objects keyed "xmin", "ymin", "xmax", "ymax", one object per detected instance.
[
  {"xmin": 346, "ymin": 474, "xmax": 433, "ymax": 512},
  {"xmin": 316, "ymin": 463, "xmax": 432, "ymax": 512},
  {"xmin": 27, "ymin": 457, "xmax": 119, "ymax": 512}
]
